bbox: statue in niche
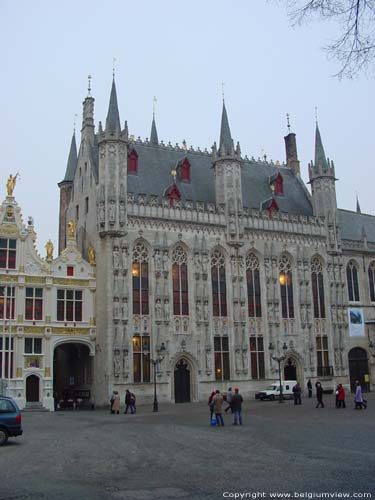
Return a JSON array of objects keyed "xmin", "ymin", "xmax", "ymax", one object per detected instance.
[
  {"xmin": 112, "ymin": 246, "xmax": 121, "ymax": 269},
  {"xmin": 203, "ymin": 300, "xmax": 209, "ymax": 321},
  {"xmin": 154, "ymin": 248, "xmax": 162, "ymax": 273},
  {"xmin": 205, "ymin": 350, "xmax": 212, "ymax": 370},
  {"xmin": 155, "ymin": 278, "xmax": 161, "ymax": 297},
  {"xmin": 155, "ymin": 299, "xmax": 162, "ymax": 320},
  {"xmin": 113, "ymin": 298, "xmax": 120, "ymax": 320},
  {"xmin": 233, "ymin": 302, "xmax": 240, "ymax": 322},
  {"xmin": 334, "ymin": 349, "xmax": 340, "ymax": 366},
  {"xmin": 113, "ymin": 274, "xmax": 121, "ymax": 295},
  {"xmin": 194, "ymin": 253, "xmax": 201, "ymax": 274},
  {"xmin": 123, "ymin": 350, "xmax": 129, "ymax": 374},
  {"xmin": 242, "ymin": 349, "xmax": 248, "ymax": 371},
  {"xmin": 196, "ymin": 301, "xmax": 202, "ymax": 322},
  {"xmin": 240, "ymin": 302, "xmax": 246, "ymax": 322},
  {"xmin": 164, "ymin": 299, "xmax": 170, "ymax": 321},
  {"xmin": 202, "ymin": 253, "xmax": 209, "ymax": 275},
  {"xmin": 202, "ymin": 281, "xmax": 208, "ymax": 297},
  {"xmin": 119, "ymin": 200, "xmax": 126, "ymax": 224},
  {"xmin": 121, "ymin": 244, "xmax": 128, "ymax": 270},
  {"xmin": 99, "ymin": 201, "xmax": 105, "ymax": 223},
  {"xmin": 229, "ymin": 214, "xmax": 236, "ymax": 235},
  {"xmin": 235, "ymin": 349, "xmax": 242, "ymax": 372},
  {"xmin": 121, "ymin": 297, "xmax": 129, "ymax": 321},
  {"xmin": 113, "ymin": 351, "xmax": 121, "ymax": 377},
  {"xmin": 108, "ymin": 199, "xmax": 116, "ymax": 223},
  {"xmin": 162, "ymin": 250, "xmax": 169, "ymax": 273}
]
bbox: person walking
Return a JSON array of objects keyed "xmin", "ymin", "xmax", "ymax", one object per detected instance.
[
  {"xmin": 293, "ymin": 382, "xmax": 302, "ymax": 405},
  {"xmin": 124, "ymin": 389, "xmax": 134, "ymax": 414},
  {"xmin": 337, "ymin": 384, "xmax": 346, "ymax": 408},
  {"xmin": 315, "ymin": 382, "xmax": 324, "ymax": 408},
  {"xmin": 335, "ymin": 384, "xmax": 340, "ymax": 408},
  {"xmin": 112, "ymin": 391, "xmax": 121, "ymax": 415},
  {"xmin": 231, "ymin": 388, "xmax": 243, "ymax": 425},
  {"xmin": 131, "ymin": 392, "xmax": 137, "ymax": 413},
  {"xmin": 110, "ymin": 391, "xmax": 116, "ymax": 414},
  {"xmin": 208, "ymin": 391, "xmax": 215, "ymax": 422},
  {"xmin": 307, "ymin": 379, "xmax": 312, "ymax": 398},
  {"xmin": 355, "ymin": 380, "xmax": 367, "ymax": 409},
  {"xmin": 224, "ymin": 387, "xmax": 233, "ymax": 414},
  {"xmin": 212, "ymin": 390, "xmax": 224, "ymax": 426}
]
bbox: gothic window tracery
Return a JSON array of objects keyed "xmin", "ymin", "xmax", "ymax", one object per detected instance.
[
  {"xmin": 172, "ymin": 246, "xmax": 189, "ymax": 316},
  {"xmin": 311, "ymin": 257, "xmax": 325, "ymax": 318},
  {"xmin": 368, "ymin": 261, "xmax": 375, "ymax": 302},
  {"xmin": 211, "ymin": 248, "xmax": 227, "ymax": 317},
  {"xmin": 346, "ymin": 260, "xmax": 360, "ymax": 302},
  {"xmin": 132, "ymin": 242, "xmax": 149, "ymax": 315},
  {"xmin": 246, "ymin": 253, "xmax": 261, "ymax": 318},
  {"xmin": 279, "ymin": 255, "xmax": 294, "ymax": 319}
]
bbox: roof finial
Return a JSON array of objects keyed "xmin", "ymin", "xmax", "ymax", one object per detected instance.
[
  {"xmin": 315, "ymin": 106, "xmax": 318, "ymax": 125},
  {"xmin": 286, "ymin": 113, "xmax": 291, "ymax": 134},
  {"xmin": 221, "ymin": 81, "xmax": 225, "ymax": 102},
  {"xmin": 87, "ymin": 74, "xmax": 92, "ymax": 96},
  {"xmin": 73, "ymin": 113, "xmax": 78, "ymax": 133},
  {"xmin": 171, "ymin": 168, "xmax": 177, "ymax": 182},
  {"xmin": 112, "ymin": 57, "xmax": 117, "ymax": 78},
  {"xmin": 153, "ymin": 96, "xmax": 157, "ymax": 118}
]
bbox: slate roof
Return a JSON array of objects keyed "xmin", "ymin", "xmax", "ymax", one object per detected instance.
[
  {"xmin": 126, "ymin": 142, "xmax": 313, "ymax": 216},
  {"xmin": 60, "ymin": 132, "xmax": 77, "ymax": 183},
  {"xmin": 338, "ymin": 210, "xmax": 375, "ymax": 243}
]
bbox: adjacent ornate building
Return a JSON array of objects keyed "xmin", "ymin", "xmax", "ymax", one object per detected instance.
[
  {"xmin": 0, "ymin": 187, "xmax": 96, "ymax": 410},
  {"xmin": 56, "ymin": 77, "xmax": 374, "ymax": 406}
]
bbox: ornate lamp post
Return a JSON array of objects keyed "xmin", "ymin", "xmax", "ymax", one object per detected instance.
[
  {"xmin": 144, "ymin": 342, "xmax": 166, "ymax": 412},
  {"xmin": 269, "ymin": 341, "xmax": 288, "ymax": 403}
]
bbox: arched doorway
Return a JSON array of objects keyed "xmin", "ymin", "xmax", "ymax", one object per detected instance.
[
  {"xmin": 348, "ymin": 347, "xmax": 370, "ymax": 393},
  {"xmin": 174, "ymin": 359, "xmax": 191, "ymax": 403},
  {"xmin": 26, "ymin": 375, "xmax": 40, "ymax": 402},
  {"xmin": 284, "ymin": 357, "xmax": 297, "ymax": 380},
  {"xmin": 53, "ymin": 343, "xmax": 92, "ymax": 404}
]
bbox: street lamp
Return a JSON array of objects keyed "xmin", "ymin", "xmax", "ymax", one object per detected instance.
[
  {"xmin": 144, "ymin": 342, "xmax": 166, "ymax": 412},
  {"xmin": 269, "ymin": 341, "xmax": 288, "ymax": 403}
]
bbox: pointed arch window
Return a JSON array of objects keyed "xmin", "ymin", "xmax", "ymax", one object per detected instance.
[
  {"xmin": 128, "ymin": 149, "xmax": 138, "ymax": 174},
  {"xmin": 368, "ymin": 262, "xmax": 375, "ymax": 302},
  {"xmin": 347, "ymin": 260, "xmax": 360, "ymax": 302},
  {"xmin": 211, "ymin": 248, "xmax": 227, "ymax": 317},
  {"xmin": 311, "ymin": 257, "xmax": 325, "ymax": 318},
  {"xmin": 172, "ymin": 246, "xmax": 189, "ymax": 315},
  {"xmin": 132, "ymin": 242, "xmax": 149, "ymax": 315},
  {"xmin": 279, "ymin": 255, "xmax": 294, "ymax": 319},
  {"xmin": 246, "ymin": 253, "xmax": 261, "ymax": 317}
]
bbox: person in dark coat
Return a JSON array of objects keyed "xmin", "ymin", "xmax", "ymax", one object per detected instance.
[
  {"xmin": 208, "ymin": 391, "xmax": 215, "ymax": 422},
  {"xmin": 292, "ymin": 382, "xmax": 302, "ymax": 405},
  {"xmin": 307, "ymin": 379, "xmax": 312, "ymax": 398},
  {"xmin": 335, "ymin": 384, "xmax": 340, "ymax": 408},
  {"xmin": 315, "ymin": 382, "xmax": 324, "ymax": 408},
  {"xmin": 231, "ymin": 388, "xmax": 243, "ymax": 425},
  {"xmin": 124, "ymin": 389, "xmax": 134, "ymax": 414}
]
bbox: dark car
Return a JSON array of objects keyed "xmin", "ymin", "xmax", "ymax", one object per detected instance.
[{"xmin": 0, "ymin": 396, "xmax": 23, "ymax": 445}]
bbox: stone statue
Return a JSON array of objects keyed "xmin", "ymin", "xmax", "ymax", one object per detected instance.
[
  {"xmin": 203, "ymin": 301, "xmax": 209, "ymax": 321},
  {"xmin": 162, "ymin": 250, "xmax": 169, "ymax": 273},
  {"xmin": 205, "ymin": 350, "xmax": 212, "ymax": 370},
  {"xmin": 6, "ymin": 173, "xmax": 19, "ymax": 196},
  {"xmin": 240, "ymin": 302, "xmax": 246, "ymax": 322},
  {"xmin": 99, "ymin": 201, "xmax": 105, "ymax": 223},
  {"xmin": 113, "ymin": 351, "xmax": 121, "ymax": 377},
  {"xmin": 194, "ymin": 253, "xmax": 201, "ymax": 274},
  {"xmin": 108, "ymin": 200, "xmax": 116, "ymax": 223},
  {"xmin": 164, "ymin": 299, "xmax": 170, "ymax": 321},
  {"xmin": 155, "ymin": 299, "xmax": 162, "ymax": 320},
  {"xmin": 202, "ymin": 253, "xmax": 209, "ymax": 275},
  {"xmin": 235, "ymin": 349, "xmax": 242, "ymax": 371},
  {"xmin": 119, "ymin": 200, "xmax": 126, "ymax": 224},
  {"xmin": 112, "ymin": 247, "xmax": 121, "ymax": 269},
  {"xmin": 242, "ymin": 349, "xmax": 248, "ymax": 371},
  {"xmin": 113, "ymin": 298, "xmax": 120, "ymax": 320},
  {"xmin": 229, "ymin": 214, "xmax": 236, "ymax": 235},
  {"xmin": 88, "ymin": 245, "xmax": 96, "ymax": 266},
  {"xmin": 121, "ymin": 244, "xmax": 128, "ymax": 270},
  {"xmin": 121, "ymin": 297, "xmax": 129, "ymax": 321},
  {"xmin": 67, "ymin": 220, "xmax": 76, "ymax": 239},
  {"xmin": 196, "ymin": 301, "xmax": 202, "ymax": 322},
  {"xmin": 154, "ymin": 248, "xmax": 162, "ymax": 273},
  {"xmin": 45, "ymin": 239, "xmax": 54, "ymax": 261}
]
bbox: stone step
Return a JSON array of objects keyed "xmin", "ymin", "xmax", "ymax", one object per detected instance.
[{"xmin": 23, "ymin": 403, "xmax": 49, "ymax": 412}]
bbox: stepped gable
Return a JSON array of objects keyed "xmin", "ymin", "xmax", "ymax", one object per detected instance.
[
  {"xmin": 126, "ymin": 141, "xmax": 313, "ymax": 215},
  {"xmin": 338, "ymin": 209, "xmax": 375, "ymax": 242}
]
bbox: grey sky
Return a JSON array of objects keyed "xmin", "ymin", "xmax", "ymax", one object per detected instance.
[{"xmin": 0, "ymin": 0, "xmax": 373, "ymax": 254}]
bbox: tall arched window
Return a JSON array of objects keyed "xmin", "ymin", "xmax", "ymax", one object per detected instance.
[
  {"xmin": 246, "ymin": 253, "xmax": 261, "ymax": 317},
  {"xmin": 311, "ymin": 257, "xmax": 325, "ymax": 318},
  {"xmin": 368, "ymin": 262, "xmax": 375, "ymax": 302},
  {"xmin": 132, "ymin": 242, "xmax": 149, "ymax": 315},
  {"xmin": 279, "ymin": 255, "xmax": 294, "ymax": 319},
  {"xmin": 347, "ymin": 260, "xmax": 360, "ymax": 302},
  {"xmin": 172, "ymin": 246, "xmax": 189, "ymax": 315},
  {"xmin": 211, "ymin": 248, "xmax": 227, "ymax": 317}
]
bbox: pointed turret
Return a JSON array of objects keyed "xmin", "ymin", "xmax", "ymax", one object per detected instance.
[
  {"xmin": 218, "ymin": 101, "xmax": 235, "ymax": 157},
  {"xmin": 61, "ymin": 132, "xmax": 78, "ymax": 183},
  {"xmin": 150, "ymin": 114, "xmax": 159, "ymax": 145},
  {"xmin": 315, "ymin": 123, "xmax": 329, "ymax": 170},
  {"xmin": 356, "ymin": 195, "xmax": 361, "ymax": 214},
  {"xmin": 105, "ymin": 78, "xmax": 121, "ymax": 133}
]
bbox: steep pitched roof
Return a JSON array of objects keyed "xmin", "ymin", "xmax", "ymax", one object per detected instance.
[
  {"xmin": 105, "ymin": 78, "xmax": 121, "ymax": 133},
  {"xmin": 150, "ymin": 115, "xmax": 159, "ymax": 145},
  {"xmin": 218, "ymin": 102, "xmax": 234, "ymax": 156},
  {"xmin": 338, "ymin": 210, "xmax": 375, "ymax": 242},
  {"xmin": 315, "ymin": 124, "xmax": 329, "ymax": 169},
  {"xmin": 61, "ymin": 132, "xmax": 77, "ymax": 183}
]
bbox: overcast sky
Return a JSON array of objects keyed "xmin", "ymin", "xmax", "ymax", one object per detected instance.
[{"xmin": 0, "ymin": 0, "xmax": 373, "ymax": 255}]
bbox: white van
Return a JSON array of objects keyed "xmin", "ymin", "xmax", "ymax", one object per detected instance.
[{"xmin": 255, "ymin": 381, "xmax": 297, "ymax": 401}]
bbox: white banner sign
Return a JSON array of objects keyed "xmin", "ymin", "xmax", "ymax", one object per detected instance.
[{"xmin": 348, "ymin": 308, "xmax": 365, "ymax": 337}]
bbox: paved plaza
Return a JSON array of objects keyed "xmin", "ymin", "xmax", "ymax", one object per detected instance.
[{"xmin": 1, "ymin": 395, "xmax": 374, "ymax": 500}]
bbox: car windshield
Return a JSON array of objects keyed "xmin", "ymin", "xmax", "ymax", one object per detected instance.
[{"xmin": 266, "ymin": 385, "xmax": 278, "ymax": 390}]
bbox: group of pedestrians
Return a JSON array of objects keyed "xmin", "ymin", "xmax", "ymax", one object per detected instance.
[
  {"xmin": 110, "ymin": 389, "xmax": 136, "ymax": 414},
  {"xmin": 303, "ymin": 379, "xmax": 367, "ymax": 409},
  {"xmin": 208, "ymin": 387, "xmax": 243, "ymax": 426}
]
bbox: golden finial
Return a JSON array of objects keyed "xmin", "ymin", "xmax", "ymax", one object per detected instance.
[
  {"xmin": 129, "ymin": 134, "xmax": 135, "ymax": 142},
  {"xmin": 182, "ymin": 140, "xmax": 188, "ymax": 152},
  {"xmin": 67, "ymin": 220, "xmax": 76, "ymax": 240},
  {"xmin": 88, "ymin": 244, "xmax": 96, "ymax": 266},
  {"xmin": 171, "ymin": 169, "xmax": 177, "ymax": 182},
  {"xmin": 45, "ymin": 239, "xmax": 54, "ymax": 261},
  {"xmin": 6, "ymin": 172, "xmax": 20, "ymax": 197},
  {"xmin": 88, "ymin": 74, "xmax": 92, "ymax": 96}
]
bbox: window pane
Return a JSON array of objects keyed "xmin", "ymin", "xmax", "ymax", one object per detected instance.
[
  {"xmin": 34, "ymin": 338, "xmax": 42, "ymax": 354},
  {"xmin": 222, "ymin": 353, "xmax": 230, "ymax": 380},
  {"xmin": 133, "ymin": 353, "xmax": 141, "ymax": 383},
  {"xmin": 66, "ymin": 290, "xmax": 73, "ymax": 300},
  {"xmin": 57, "ymin": 301, "xmax": 65, "ymax": 321},
  {"xmin": 214, "ymin": 352, "xmax": 222, "ymax": 381},
  {"xmin": 57, "ymin": 290, "xmax": 65, "ymax": 300},
  {"xmin": 222, "ymin": 337, "xmax": 229, "ymax": 351},
  {"xmin": 25, "ymin": 338, "xmax": 33, "ymax": 353}
]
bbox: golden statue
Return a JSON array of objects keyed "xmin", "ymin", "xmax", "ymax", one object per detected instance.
[
  {"xmin": 45, "ymin": 239, "xmax": 54, "ymax": 261},
  {"xmin": 67, "ymin": 220, "xmax": 76, "ymax": 239},
  {"xmin": 88, "ymin": 244, "xmax": 96, "ymax": 266},
  {"xmin": 6, "ymin": 173, "xmax": 19, "ymax": 196}
]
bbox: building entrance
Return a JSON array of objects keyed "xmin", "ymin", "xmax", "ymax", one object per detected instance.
[
  {"xmin": 53, "ymin": 343, "xmax": 92, "ymax": 406},
  {"xmin": 174, "ymin": 359, "xmax": 190, "ymax": 403},
  {"xmin": 284, "ymin": 357, "xmax": 297, "ymax": 380},
  {"xmin": 348, "ymin": 347, "xmax": 370, "ymax": 393},
  {"xmin": 26, "ymin": 375, "xmax": 39, "ymax": 402}
]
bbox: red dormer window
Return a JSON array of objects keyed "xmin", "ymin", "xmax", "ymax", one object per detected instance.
[
  {"xmin": 180, "ymin": 158, "xmax": 191, "ymax": 183},
  {"xmin": 168, "ymin": 184, "xmax": 181, "ymax": 207},
  {"xmin": 267, "ymin": 198, "xmax": 279, "ymax": 218},
  {"xmin": 274, "ymin": 173, "xmax": 283, "ymax": 195},
  {"xmin": 67, "ymin": 266, "xmax": 74, "ymax": 276},
  {"xmin": 128, "ymin": 149, "xmax": 138, "ymax": 174}
]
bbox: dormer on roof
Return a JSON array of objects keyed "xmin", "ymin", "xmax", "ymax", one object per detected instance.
[
  {"xmin": 128, "ymin": 148, "xmax": 138, "ymax": 174},
  {"xmin": 269, "ymin": 172, "xmax": 283, "ymax": 195},
  {"xmin": 164, "ymin": 183, "xmax": 181, "ymax": 207},
  {"xmin": 177, "ymin": 157, "xmax": 191, "ymax": 183},
  {"xmin": 260, "ymin": 196, "xmax": 279, "ymax": 218}
]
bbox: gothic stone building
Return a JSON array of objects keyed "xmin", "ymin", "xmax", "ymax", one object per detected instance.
[
  {"xmin": 0, "ymin": 193, "xmax": 96, "ymax": 410},
  {"xmin": 58, "ymin": 78, "xmax": 375, "ymax": 406}
]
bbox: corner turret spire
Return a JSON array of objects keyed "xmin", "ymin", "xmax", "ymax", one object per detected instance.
[
  {"xmin": 356, "ymin": 193, "xmax": 361, "ymax": 213},
  {"xmin": 62, "ymin": 132, "xmax": 77, "ymax": 182},
  {"xmin": 150, "ymin": 115, "xmax": 158, "ymax": 145},
  {"xmin": 219, "ymin": 101, "xmax": 234, "ymax": 157},
  {"xmin": 105, "ymin": 77, "xmax": 121, "ymax": 133},
  {"xmin": 315, "ymin": 123, "xmax": 329, "ymax": 170}
]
